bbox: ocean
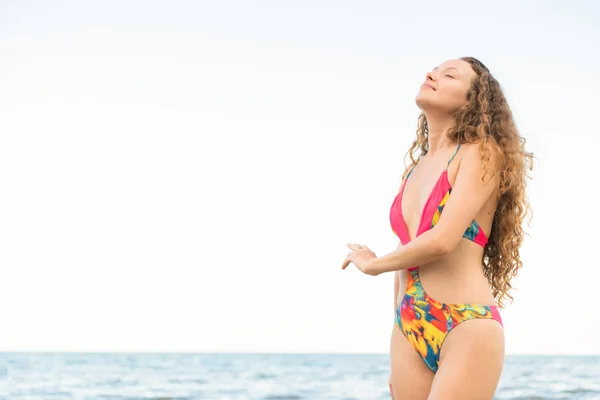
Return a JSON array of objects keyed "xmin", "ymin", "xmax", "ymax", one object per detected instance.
[{"xmin": 1, "ymin": 353, "xmax": 599, "ymax": 400}]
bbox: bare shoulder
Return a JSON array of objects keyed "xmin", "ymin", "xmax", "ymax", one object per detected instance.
[{"xmin": 457, "ymin": 141, "xmax": 502, "ymax": 183}]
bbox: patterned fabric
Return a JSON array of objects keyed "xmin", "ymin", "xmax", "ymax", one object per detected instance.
[
  {"xmin": 397, "ymin": 143, "xmax": 488, "ymax": 247},
  {"xmin": 389, "ymin": 143, "xmax": 502, "ymax": 373},
  {"xmin": 395, "ymin": 269, "xmax": 503, "ymax": 372},
  {"xmin": 430, "ymin": 187, "xmax": 488, "ymax": 246}
]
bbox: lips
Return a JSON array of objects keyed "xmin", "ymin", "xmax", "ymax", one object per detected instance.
[{"xmin": 421, "ymin": 83, "xmax": 436, "ymax": 91}]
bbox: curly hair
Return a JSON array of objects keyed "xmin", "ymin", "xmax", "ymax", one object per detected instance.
[{"xmin": 403, "ymin": 57, "xmax": 534, "ymax": 308}]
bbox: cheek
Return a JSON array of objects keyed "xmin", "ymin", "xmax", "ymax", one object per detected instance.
[{"xmin": 443, "ymin": 85, "xmax": 469, "ymax": 107}]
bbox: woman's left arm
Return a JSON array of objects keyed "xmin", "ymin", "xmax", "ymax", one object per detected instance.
[{"xmin": 368, "ymin": 143, "xmax": 502, "ymax": 275}]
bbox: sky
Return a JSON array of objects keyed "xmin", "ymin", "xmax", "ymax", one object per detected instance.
[{"xmin": 0, "ymin": 0, "xmax": 598, "ymax": 355}]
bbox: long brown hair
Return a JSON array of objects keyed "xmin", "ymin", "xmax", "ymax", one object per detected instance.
[{"xmin": 403, "ymin": 57, "xmax": 534, "ymax": 308}]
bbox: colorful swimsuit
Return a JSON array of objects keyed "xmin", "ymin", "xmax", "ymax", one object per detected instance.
[{"xmin": 389, "ymin": 144, "xmax": 503, "ymax": 373}]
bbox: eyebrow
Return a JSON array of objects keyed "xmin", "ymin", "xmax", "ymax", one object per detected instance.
[{"xmin": 433, "ymin": 66, "xmax": 459, "ymax": 72}]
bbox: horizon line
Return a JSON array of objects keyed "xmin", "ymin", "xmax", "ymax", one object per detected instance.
[{"xmin": 1, "ymin": 350, "xmax": 598, "ymax": 357}]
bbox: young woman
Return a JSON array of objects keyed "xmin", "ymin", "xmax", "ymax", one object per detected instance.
[{"xmin": 341, "ymin": 57, "xmax": 533, "ymax": 399}]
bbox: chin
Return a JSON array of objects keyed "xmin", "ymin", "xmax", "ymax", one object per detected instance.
[
  {"xmin": 415, "ymin": 93, "xmax": 435, "ymax": 112},
  {"xmin": 416, "ymin": 94, "xmax": 455, "ymax": 115}
]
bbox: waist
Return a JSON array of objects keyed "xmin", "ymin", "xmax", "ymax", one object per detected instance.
[{"xmin": 417, "ymin": 264, "xmax": 497, "ymax": 306}]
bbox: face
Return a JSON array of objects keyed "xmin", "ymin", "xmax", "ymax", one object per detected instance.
[{"xmin": 415, "ymin": 59, "xmax": 478, "ymax": 115}]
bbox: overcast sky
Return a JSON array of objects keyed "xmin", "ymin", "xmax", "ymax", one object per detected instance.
[{"xmin": 0, "ymin": 0, "xmax": 598, "ymax": 355}]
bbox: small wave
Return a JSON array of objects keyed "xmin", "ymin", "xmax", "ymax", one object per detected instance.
[
  {"xmin": 253, "ymin": 372, "xmax": 276, "ymax": 380},
  {"xmin": 166, "ymin": 377, "xmax": 207, "ymax": 385},
  {"xmin": 562, "ymin": 388, "xmax": 599, "ymax": 395},
  {"xmin": 509, "ymin": 397, "xmax": 547, "ymax": 400}
]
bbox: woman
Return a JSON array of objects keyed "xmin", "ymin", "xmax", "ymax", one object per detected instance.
[{"xmin": 341, "ymin": 57, "xmax": 533, "ymax": 399}]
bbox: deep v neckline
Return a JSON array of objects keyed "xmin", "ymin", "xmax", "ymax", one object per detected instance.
[
  {"xmin": 392, "ymin": 144, "xmax": 462, "ymax": 244},
  {"xmin": 389, "ymin": 143, "xmax": 489, "ymax": 249},
  {"xmin": 397, "ymin": 168, "xmax": 449, "ymax": 243}
]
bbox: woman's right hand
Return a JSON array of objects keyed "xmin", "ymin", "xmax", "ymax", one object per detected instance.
[{"xmin": 388, "ymin": 375, "xmax": 394, "ymax": 399}]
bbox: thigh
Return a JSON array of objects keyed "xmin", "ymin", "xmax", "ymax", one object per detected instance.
[
  {"xmin": 428, "ymin": 319, "xmax": 505, "ymax": 400},
  {"xmin": 390, "ymin": 323, "xmax": 434, "ymax": 400}
]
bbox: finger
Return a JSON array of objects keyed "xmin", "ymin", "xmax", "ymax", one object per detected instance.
[
  {"xmin": 341, "ymin": 256, "xmax": 352, "ymax": 270},
  {"xmin": 347, "ymin": 243, "xmax": 361, "ymax": 251},
  {"xmin": 341, "ymin": 256, "xmax": 351, "ymax": 269}
]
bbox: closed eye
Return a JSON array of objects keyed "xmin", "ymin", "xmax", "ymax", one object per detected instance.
[{"xmin": 445, "ymin": 74, "xmax": 454, "ymax": 78}]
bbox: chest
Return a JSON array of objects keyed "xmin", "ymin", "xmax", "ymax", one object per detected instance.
[
  {"xmin": 402, "ymin": 168, "xmax": 439, "ymax": 213},
  {"xmin": 400, "ymin": 162, "xmax": 455, "ymax": 237}
]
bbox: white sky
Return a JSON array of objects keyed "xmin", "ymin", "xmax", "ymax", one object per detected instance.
[{"xmin": 0, "ymin": 0, "xmax": 598, "ymax": 355}]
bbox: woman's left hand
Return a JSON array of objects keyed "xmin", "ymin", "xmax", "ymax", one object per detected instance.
[{"xmin": 341, "ymin": 243, "xmax": 378, "ymax": 276}]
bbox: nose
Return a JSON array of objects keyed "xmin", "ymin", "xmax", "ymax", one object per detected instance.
[{"xmin": 425, "ymin": 71, "xmax": 435, "ymax": 82}]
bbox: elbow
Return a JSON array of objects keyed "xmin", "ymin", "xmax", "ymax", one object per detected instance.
[{"xmin": 430, "ymin": 232, "xmax": 458, "ymax": 256}]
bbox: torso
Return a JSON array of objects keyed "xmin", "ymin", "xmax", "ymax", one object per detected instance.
[{"xmin": 394, "ymin": 145, "xmax": 499, "ymax": 307}]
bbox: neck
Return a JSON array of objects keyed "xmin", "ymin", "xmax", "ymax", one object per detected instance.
[{"xmin": 424, "ymin": 113, "xmax": 456, "ymax": 155}]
